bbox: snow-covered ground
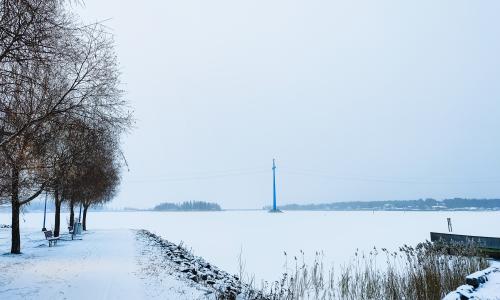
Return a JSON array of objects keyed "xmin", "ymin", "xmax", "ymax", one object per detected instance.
[
  {"xmin": 474, "ymin": 265, "xmax": 500, "ymax": 299},
  {"xmin": 0, "ymin": 227, "xmax": 213, "ymax": 300},
  {"xmin": 444, "ymin": 262, "xmax": 500, "ymax": 300},
  {"xmin": 1, "ymin": 210, "xmax": 499, "ymax": 287}
]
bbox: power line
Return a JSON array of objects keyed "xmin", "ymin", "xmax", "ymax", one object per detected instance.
[
  {"xmin": 123, "ymin": 164, "xmax": 500, "ymax": 185},
  {"xmin": 126, "ymin": 168, "xmax": 268, "ymax": 183},
  {"xmin": 279, "ymin": 167, "xmax": 500, "ymax": 185}
]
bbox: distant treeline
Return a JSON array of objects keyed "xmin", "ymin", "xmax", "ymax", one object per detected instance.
[
  {"xmin": 0, "ymin": 200, "xmax": 106, "ymax": 213},
  {"xmin": 265, "ymin": 198, "xmax": 500, "ymax": 211},
  {"xmin": 153, "ymin": 201, "xmax": 222, "ymax": 211}
]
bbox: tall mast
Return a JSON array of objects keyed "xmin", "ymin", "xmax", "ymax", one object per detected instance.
[{"xmin": 272, "ymin": 159, "xmax": 277, "ymax": 211}]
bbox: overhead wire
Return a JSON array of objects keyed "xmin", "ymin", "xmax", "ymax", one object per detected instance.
[
  {"xmin": 126, "ymin": 167, "xmax": 269, "ymax": 183},
  {"xmin": 279, "ymin": 167, "xmax": 500, "ymax": 185},
  {"xmin": 123, "ymin": 164, "xmax": 500, "ymax": 185}
]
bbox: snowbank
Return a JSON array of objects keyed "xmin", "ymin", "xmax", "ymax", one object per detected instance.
[
  {"xmin": 137, "ymin": 230, "xmax": 259, "ymax": 299},
  {"xmin": 443, "ymin": 262, "xmax": 500, "ymax": 300}
]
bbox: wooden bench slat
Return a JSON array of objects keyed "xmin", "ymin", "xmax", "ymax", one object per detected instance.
[{"xmin": 43, "ymin": 230, "xmax": 59, "ymax": 247}]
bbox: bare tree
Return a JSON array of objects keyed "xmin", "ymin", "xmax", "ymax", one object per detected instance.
[
  {"xmin": 0, "ymin": 0, "xmax": 71, "ymax": 144},
  {"xmin": 73, "ymin": 139, "xmax": 120, "ymax": 231},
  {"xmin": 43, "ymin": 119, "xmax": 86, "ymax": 237},
  {"xmin": 0, "ymin": 0, "xmax": 132, "ymax": 253},
  {"xmin": 0, "ymin": 59, "xmax": 53, "ymax": 253},
  {"xmin": 45, "ymin": 120, "xmax": 121, "ymax": 236}
]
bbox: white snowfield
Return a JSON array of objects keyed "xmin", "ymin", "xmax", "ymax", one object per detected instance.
[
  {"xmin": 0, "ymin": 228, "xmax": 213, "ymax": 300},
  {"xmin": 3, "ymin": 210, "xmax": 500, "ymax": 283},
  {"xmin": 1, "ymin": 211, "xmax": 500, "ymax": 299}
]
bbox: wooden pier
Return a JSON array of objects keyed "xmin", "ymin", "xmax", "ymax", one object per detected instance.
[{"xmin": 430, "ymin": 232, "xmax": 500, "ymax": 258}]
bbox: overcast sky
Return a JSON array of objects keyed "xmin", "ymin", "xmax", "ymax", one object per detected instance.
[{"xmin": 78, "ymin": 1, "xmax": 500, "ymax": 209}]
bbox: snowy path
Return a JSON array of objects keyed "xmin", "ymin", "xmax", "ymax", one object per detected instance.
[{"xmin": 0, "ymin": 228, "xmax": 210, "ymax": 299}]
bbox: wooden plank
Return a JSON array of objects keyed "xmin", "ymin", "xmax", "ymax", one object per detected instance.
[
  {"xmin": 431, "ymin": 232, "xmax": 500, "ymax": 258},
  {"xmin": 430, "ymin": 232, "xmax": 500, "ymax": 249}
]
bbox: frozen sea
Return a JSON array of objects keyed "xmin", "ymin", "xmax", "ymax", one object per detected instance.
[{"xmin": 1, "ymin": 210, "xmax": 499, "ymax": 284}]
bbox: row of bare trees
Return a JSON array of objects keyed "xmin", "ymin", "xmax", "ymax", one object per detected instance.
[{"xmin": 0, "ymin": 0, "xmax": 132, "ymax": 253}]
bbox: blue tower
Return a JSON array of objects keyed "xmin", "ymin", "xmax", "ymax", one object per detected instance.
[
  {"xmin": 272, "ymin": 159, "xmax": 276, "ymax": 210},
  {"xmin": 269, "ymin": 159, "xmax": 282, "ymax": 213}
]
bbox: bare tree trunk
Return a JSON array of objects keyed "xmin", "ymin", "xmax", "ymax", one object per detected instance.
[
  {"xmin": 11, "ymin": 202, "xmax": 21, "ymax": 254},
  {"xmin": 54, "ymin": 189, "xmax": 61, "ymax": 237},
  {"xmin": 10, "ymin": 167, "xmax": 21, "ymax": 254},
  {"xmin": 82, "ymin": 204, "xmax": 89, "ymax": 231},
  {"xmin": 69, "ymin": 200, "xmax": 74, "ymax": 229}
]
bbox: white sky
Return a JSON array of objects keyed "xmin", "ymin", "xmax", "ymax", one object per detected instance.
[{"xmin": 78, "ymin": 0, "xmax": 500, "ymax": 209}]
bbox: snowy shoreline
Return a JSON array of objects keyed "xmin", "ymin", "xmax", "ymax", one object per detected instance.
[
  {"xmin": 136, "ymin": 229, "xmax": 258, "ymax": 299},
  {"xmin": 444, "ymin": 264, "xmax": 500, "ymax": 299}
]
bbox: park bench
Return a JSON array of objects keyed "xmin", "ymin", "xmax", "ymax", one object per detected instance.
[
  {"xmin": 68, "ymin": 219, "xmax": 82, "ymax": 240},
  {"xmin": 68, "ymin": 217, "xmax": 81, "ymax": 234},
  {"xmin": 43, "ymin": 230, "xmax": 60, "ymax": 247}
]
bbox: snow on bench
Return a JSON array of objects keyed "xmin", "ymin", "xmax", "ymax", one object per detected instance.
[{"xmin": 43, "ymin": 230, "xmax": 60, "ymax": 247}]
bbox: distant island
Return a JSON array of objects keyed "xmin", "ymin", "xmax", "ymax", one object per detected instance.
[
  {"xmin": 264, "ymin": 198, "xmax": 500, "ymax": 211},
  {"xmin": 153, "ymin": 201, "xmax": 222, "ymax": 212}
]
